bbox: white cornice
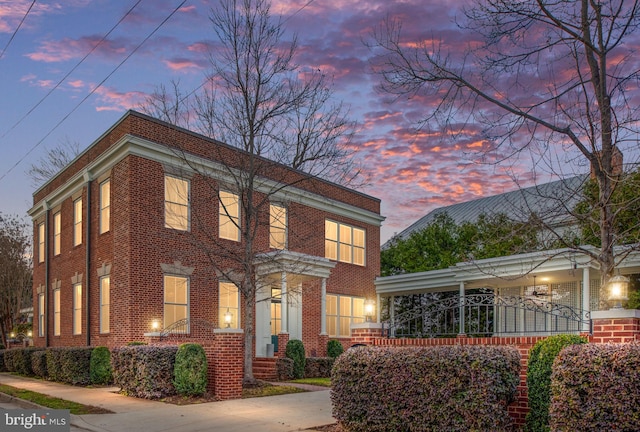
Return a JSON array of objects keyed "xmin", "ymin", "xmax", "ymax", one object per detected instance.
[{"xmin": 29, "ymin": 135, "xmax": 385, "ymax": 226}]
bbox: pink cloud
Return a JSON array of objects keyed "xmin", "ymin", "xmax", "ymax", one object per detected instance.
[
  {"xmin": 26, "ymin": 36, "xmax": 129, "ymax": 63},
  {"xmin": 93, "ymin": 86, "xmax": 146, "ymax": 112}
]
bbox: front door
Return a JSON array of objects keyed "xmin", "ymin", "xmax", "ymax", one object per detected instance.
[{"xmin": 270, "ymin": 287, "xmax": 282, "ymax": 352}]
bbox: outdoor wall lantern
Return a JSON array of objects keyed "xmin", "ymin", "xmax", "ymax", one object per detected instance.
[
  {"xmin": 364, "ymin": 299, "xmax": 375, "ymax": 322},
  {"xmin": 151, "ymin": 319, "xmax": 161, "ymax": 331},
  {"xmin": 224, "ymin": 309, "xmax": 233, "ymax": 328},
  {"xmin": 607, "ymin": 274, "xmax": 630, "ymax": 309},
  {"xmin": 27, "ymin": 330, "xmax": 32, "ymax": 338}
]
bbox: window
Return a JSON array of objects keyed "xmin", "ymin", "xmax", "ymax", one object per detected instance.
[
  {"xmin": 38, "ymin": 293, "xmax": 45, "ymax": 337},
  {"xmin": 269, "ymin": 204, "xmax": 287, "ymax": 249},
  {"xmin": 270, "ymin": 287, "xmax": 281, "ymax": 335},
  {"xmin": 73, "ymin": 283, "xmax": 82, "ymax": 335},
  {"xmin": 326, "ymin": 294, "xmax": 364, "ymax": 337},
  {"xmin": 99, "ymin": 179, "xmax": 110, "ymax": 234},
  {"xmin": 219, "ymin": 191, "xmax": 240, "ymax": 241},
  {"xmin": 100, "ymin": 276, "xmax": 110, "ymax": 333},
  {"xmin": 164, "ymin": 275, "xmax": 188, "ymax": 330},
  {"xmin": 38, "ymin": 223, "xmax": 45, "ymax": 263},
  {"xmin": 164, "ymin": 175, "xmax": 189, "ymax": 231},
  {"xmin": 219, "ymin": 282, "xmax": 240, "ymax": 328},
  {"xmin": 53, "ymin": 212, "xmax": 61, "ymax": 256},
  {"xmin": 53, "ymin": 288, "xmax": 61, "ymax": 336},
  {"xmin": 73, "ymin": 198, "xmax": 82, "ymax": 246},
  {"xmin": 325, "ymin": 221, "xmax": 366, "ymax": 266}
]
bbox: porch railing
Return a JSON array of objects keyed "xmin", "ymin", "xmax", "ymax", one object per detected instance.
[{"xmin": 382, "ymin": 293, "xmax": 591, "ymax": 338}]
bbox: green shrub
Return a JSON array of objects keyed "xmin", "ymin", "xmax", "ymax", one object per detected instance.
[
  {"xmin": 31, "ymin": 350, "xmax": 48, "ymax": 378},
  {"xmin": 45, "ymin": 348, "xmax": 64, "ymax": 382},
  {"xmin": 90, "ymin": 346, "xmax": 113, "ymax": 385},
  {"xmin": 112, "ymin": 345, "xmax": 177, "ymax": 399},
  {"xmin": 4, "ymin": 347, "xmax": 42, "ymax": 375},
  {"xmin": 126, "ymin": 341, "xmax": 147, "ymax": 346},
  {"xmin": 59, "ymin": 347, "xmax": 93, "ymax": 385},
  {"xmin": 276, "ymin": 357, "xmax": 294, "ymax": 381},
  {"xmin": 327, "ymin": 340, "xmax": 344, "ymax": 359},
  {"xmin": 0, "ymin": 350, "xmax": 6, "ymax": 372},
  {"xmin": 285, "ymin": 339, "xmax": 306, "ymax": 379},
  {"xmin": 173, "ymin": 343, "xmax": 207, "ymax": 396},
  {"xmin": 332, "ymin": 345, "xmax": 520, "ymax": 432},
  {"xmin": 304, "ymin": 357, "xmax": 334, "ymax": 378},
  {"xmin": 550, "ymin": 343, "xmax": 640, "ymax": 431},
  {"xmin": 525, "ymin": 334, "xmax": 587, "ymax": 432}
]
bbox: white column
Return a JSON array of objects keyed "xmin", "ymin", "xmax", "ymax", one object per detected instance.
[
  {"xmin": 390, "ymin": 295, "xmax": 395, "ymax": 337},
  {"xmin": 281, "ymin": 272, "xmax": 288, "ymax": 333},
  {"xmin": 376, "ymin": 293, "xmax": 381, "ymax": 323},
  {"xmin": 320, "ymin": 278, "xmax": 327, "ymax": 335},
  {"xmin": 459, "ymin": 282, "xmax": 465, "ymax": 335},
  {"xmin": 582, "ymin": 266, "xmax": 591, "ymax": 331}
]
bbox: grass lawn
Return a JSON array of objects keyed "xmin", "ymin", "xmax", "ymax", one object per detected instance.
[
  {"xmin": 0, "ymin": 384, "xmax": 112, "ymax": 414},
  {"xmin": 241, "ymin": 382, "xmax": 307, "ymax": 398},
  {"xmin": 289, "ymin": 377, "xmax": 331, "ymax": 387}
]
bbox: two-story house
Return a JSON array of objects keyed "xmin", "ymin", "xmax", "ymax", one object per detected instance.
[{"xmin": 29, "ymin": 111, "xmax": 383, "ymax": 357}]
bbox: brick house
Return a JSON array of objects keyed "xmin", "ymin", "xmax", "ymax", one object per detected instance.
[{"xmin": 29, "ymin": 110, "xmax": 383, "ymax": 359}]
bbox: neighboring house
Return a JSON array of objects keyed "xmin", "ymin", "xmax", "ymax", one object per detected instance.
[
  {"xmin": 376, "ymin": 177, "xmax": 640, "ymax": 336},
  {"xmin": 29, "ymin": 111, "xmax": 383, "ymax": 357}
]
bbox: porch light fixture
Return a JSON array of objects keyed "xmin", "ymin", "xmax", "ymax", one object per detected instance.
[
  {"xmin": 151, "ymin": 319, "xmax": 161, "ymax": 331},
  {"xmin": 27, "ymin": 330, "xmax": 32, "ymax": 338},
  {"xmin": 364, "ymin": 299, "xmax": 375, "ymax": 322},
  {"xmin": 607, "ymin": 274, "xmax": 630, "ymax": 309},
  {"xmin": 224, "ymin": 308, "xmax": 233, "ymax": 328}
]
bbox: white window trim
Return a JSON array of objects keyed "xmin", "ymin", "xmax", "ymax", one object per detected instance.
[
  {"xmin": 73, "ymin": 198, "xmax": 82, "ymax": 246},
  {"xmin": 99, "ymin": 179, "xmax": 110, "ymax": 234},
  {"xmin": 99, "ymin": 276, "xmax": 110, "ymax": 334},
  {"xmin": 53, "ymin": 212, "xmax": 61, "ymax": 256},
  {"xmin": 326, "ymin": 294, "xmax": 365, "ymax": 338},
  {"xmin": 73, "ymin": 282, "xmax": 82, "ymax": 335},
  {"xmin": 38, "ymin": 293, "xmax": 45, "ymax": 337},
  {"xmin": 325, "ymin": 220, "xmax": 366, "ymax": 266},
  {"xmin": 219, "ymin": 281, "xmax": 241, "ymax": 329},
  {"xmin": 269, "ymin": 203, "xmax": 287, "ymax": 250},
  {"xmin": 163, "ymin": 275, "xmax": 190, "ymax": 332},
  {"xmin": 38, "ymin": 223, "xmax": 45, "ymax": 263},
  {"xmin": 53, "ymin": 288, "xmax": 61, "ymax": 336},
  {"xmin": 219, "ymin": 190, "xmax": 240, "ymax": 241}
]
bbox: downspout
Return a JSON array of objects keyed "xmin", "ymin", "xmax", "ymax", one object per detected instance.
[
  {"xmin": 85, "ymin": 176, "xmax": 92, "ymax": 346},
  {"xmin": 44, "ymin": 206, "xmax": 50, "ymax": 347}
]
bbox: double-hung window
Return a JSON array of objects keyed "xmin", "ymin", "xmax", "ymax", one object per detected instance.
[
  {"xmin": 218, "ymin": 282, "xmax": 240, "ymax": 329},
  {"xmin": 99, "ymin": 179, "xmax": 110, "ymax": 234},
  {"xmin": 73, "ymin": 283, "xmax": 82, "ymax": 335},
  {"xmin": 164, "ymin": 175, "xmax": 189, "ymax": 231},
  {"xmin": 164, "ymin": 275, "xmax": 189, "ymax": 331},
  {"xmin": 219, "ymin": 191, "xmax": 240, "ymax": 241},
  {"xmin": 325, "ymin": 220, "xmax": 366, "ymax": 266},
  {"xmin": 53, "ymin": 288, "xmax": 61, "ymax": 336},
  {"xmin": 269, "ymin": 204, "xmax": 287, "ymax": 249},
  {"xmin": 73, "ymin": 198, "xmax": 82, "ymax": 246},
  {"xmin": 53, "ymin": 212, "xmax": 61, "ymax": 256},
  {"xmin": 326, "ymin": 294, "xmax": 365, "ymax": 337},
  {"xmin": 38, "ymin": 293, "xmax": 45, "ymax": 337},
  {"xmin": 100, "ymin": 276, "xmax": 110, "ymax": 333},
  {"xmin": 38, "ymin": 223, "xmax": 45, "ymax": 263}
]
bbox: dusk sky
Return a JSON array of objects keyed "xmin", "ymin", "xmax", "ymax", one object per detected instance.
[{"xmin": 0, "ymin": 0, "xmax": 596, "ymax": 242}]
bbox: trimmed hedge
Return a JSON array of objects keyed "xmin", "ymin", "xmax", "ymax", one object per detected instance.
[
  {"xmin": 31, "ymin": 350, "xmax": 48, "ymax": 378},
  {"xmin": 332, "ymin": 345, "xmax": 520, "ymax": 432},
  {"xmin": 4, "ymin": 347, "xmax": 43, "ymax": 375},
  {"xmin": 173, "ymin": 343, "xmax": 207, "ymax": 396},
  {"xmin": 57, "ymin": 347, "xmax": 93, "ymax": 385},
  {"xmin": 304, "ymin": 357, "xmax": 334, "ymax": 378},
  {"xmin": 0, "ymin": 350, "xmax": 6, "ymax": 372},
  {"xmin": 45, "ymin": 348, "xmax": 64, "ymax": 382},
  {"xmin": 90, "ymin": 346, "xmax": 113, "ymax": 385},
  {"xmin": 327, "ymin": 339, "xmax": 344, "ymax": 359},
  {"xmin": 276, "ymin": 357, "xmax": 294, "ymax": 381},
  {"xmin": 550, "ymin": 343, "xmax": 640, "ymax": 432},
  {"xmin": 112, "ymin": 345, "xmax": 178, "ymax": 399},
  {"xmin": 525, "ymin": 334, "xmax": 587, "ymax": 432},
  {"xmin": 285, "ymin": 339, "xmax": 306, "ymax": 379}
]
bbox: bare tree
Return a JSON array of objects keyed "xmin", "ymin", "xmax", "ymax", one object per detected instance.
[
  {"xmin": 26, "ymin": 137, "xmax": 82, "ymax": 188},
  {"xmin": 149, "ymin": 0, "xmax": 361, "ymax": 385},
  {"xmin": 0, "ymin": 213, "xmax": 32, "ymax": 349},
  {"xmin": 371, "ymin": 0, "xmax": 640, "ymax": 287}
]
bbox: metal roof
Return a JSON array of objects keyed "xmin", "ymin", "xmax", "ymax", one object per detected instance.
[{"xmin": 388, "ymin": 175, "xmax": 588, "ymax": 246}]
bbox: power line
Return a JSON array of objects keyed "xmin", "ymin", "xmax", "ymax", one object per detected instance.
[
  {"xmin": 0, "ymin": 0, "xmax": 143, "ymax": 142},
  {"xmin": 0, "ymin": 0, "xmax": 188, "ymax": 184},
  {"xmin": 0, "ymin": 0, "xmax": 37, "ymax": 61}
]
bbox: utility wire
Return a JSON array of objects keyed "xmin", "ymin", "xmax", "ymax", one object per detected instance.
[
  {"xmin": 0, "ymin": 0, "xmax": 37, "ymax": 61},
  {"xmin": 0, "ymin": 0, "xmax": 143, "ymax": 142},
  {"xmin": 0, "ymin": 0, "xmax": 188, "ymax": 184}
]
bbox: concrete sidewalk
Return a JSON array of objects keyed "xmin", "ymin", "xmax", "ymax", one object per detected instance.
[{"xmin": 0, "ymin": 374, "xmax": 335, "ymax": 432}]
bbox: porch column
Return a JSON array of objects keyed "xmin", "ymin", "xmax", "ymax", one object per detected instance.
[
  {"xmin": 458, "ymin": 282, "xmax": 465, "ymax": 336},
  {"xmin": 281, "ymin": 272, "xmax": 288, "ymax": 333},
  {"xmin": 376, "ymin": 293, "xmax": 381, "ymax": 323},
  {"xmin": 582, "ymin": 266, "xmax": 591, "ymax": 331},
  {"xmin": 320, "ymin": 277, "xmax": 327, "ymax": 335},
  {"xmin": 390, "ymin": 295, "xmax": 395, "ymax": 337}
]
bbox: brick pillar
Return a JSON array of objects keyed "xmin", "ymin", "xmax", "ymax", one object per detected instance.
[
  {"xmin": 591, "ymin": 309, "xmax": 640, "ymax": 343},
  {"xmin": 318, "ymin": 334, "xmax": 329, "ymax": 357},
  {"xmin": 277, "ymin": 332, "xmax": 289, "ymax": 358},
  {"xmin": 350, "ymin": 323, "xmax": 383, "ymax": 346},
  {"xmin": 209, "ymin": 329, "xmax": 244, "ymax": 400}
]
